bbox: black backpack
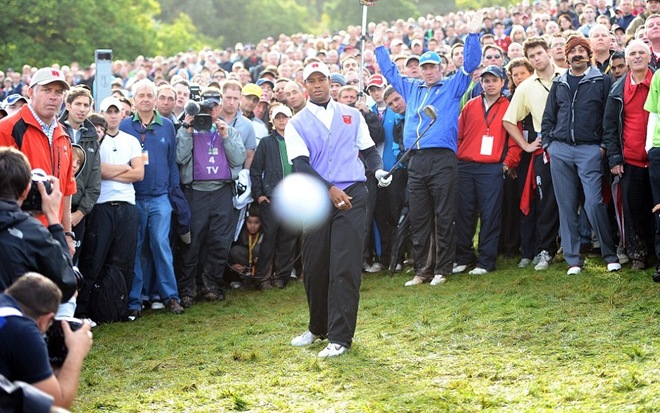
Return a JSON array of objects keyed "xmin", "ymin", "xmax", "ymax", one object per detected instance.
[{"xmin": 89, "ymin": 265, "xmax": 128, "ymax": 324}]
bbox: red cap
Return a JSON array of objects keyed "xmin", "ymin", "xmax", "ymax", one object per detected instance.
[{"xmin": 367, "ymin": 74, "xmax": 387, "ymax": 89}]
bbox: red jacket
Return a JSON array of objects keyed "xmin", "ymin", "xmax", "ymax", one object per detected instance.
[
  {"xmin": 458, "ymin": 95, "xmax": 521, "ymax": 168},
  {"xmin": 0, "ymin": 106, "xmax": 76, "ymax": 224}
]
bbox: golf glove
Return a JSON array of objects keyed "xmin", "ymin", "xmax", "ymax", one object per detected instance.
[{"xmin": 375, "ymin": 169, "xmax": 392, "ymax": 188}]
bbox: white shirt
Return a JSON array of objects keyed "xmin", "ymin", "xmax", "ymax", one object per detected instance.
[{"xmin": 97, "ymin": 130, "xmax": 143, "ymax": 204}]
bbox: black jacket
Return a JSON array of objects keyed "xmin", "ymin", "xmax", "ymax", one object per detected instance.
[
  {"xmin": 58, "ymin": 114, "xmax": 101, "ymax": 216},
  {"xmin": 602, "ymin": 68, "xmax": 654, "ymax": 169},
  {"xmin": 250, "ymin": 131, "xmax": 287, "ymax": 200},
  {"xmin": 542, "ymin": 66, "xmax": 612, "ymax": 149},
  {"xmin": 0, "ymin": 199, "xmax": 77, "ymax": 302}
]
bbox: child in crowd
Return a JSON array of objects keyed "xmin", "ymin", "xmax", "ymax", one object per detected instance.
[{"xmin": 228, "ymin": 205, "xmax": 263, "ymax": 288}]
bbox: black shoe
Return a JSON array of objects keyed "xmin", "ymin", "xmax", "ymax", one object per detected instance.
[
  {"xmin": 272, "ymin": 278, "xmax": 287, "ymax": 289},
  {"xmin": 203, "ymin": 291, "xmax": 225, "ymax": 301},
  {"xmin": 165, "ymin": 298, "xmax": 185, "ymax": 315},
  {"xmin": 181, "ymin": 296, "xmax": 195, "ymax": 308},
  {"xmin": 653, "ymin": 271, "xmax": 660, "ymax": 283},
  {"xmin": 126, "ymin": 310, "xmax": 141, "ymax": 322},
  {"xmin": 258, "ymin": 281, "xmax": 273, "ymax": 291}
]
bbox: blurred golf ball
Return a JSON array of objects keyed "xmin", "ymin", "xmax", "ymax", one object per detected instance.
[{"xmin": 272, "ymin": 173, "xmax": 332, "ymax": 231}]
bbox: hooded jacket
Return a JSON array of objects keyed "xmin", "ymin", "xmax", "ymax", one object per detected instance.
[
  {"xmin": 58, "ymin": 113, "xmax": 101, "ymax": 216},
  {"xmin": 0, "ymin": 199, "xmax": 77, "ymax": 302}
]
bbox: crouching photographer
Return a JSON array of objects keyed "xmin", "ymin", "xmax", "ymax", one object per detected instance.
[
  {"xmin": 0, "ymin": 147, "xmax": 81, "ymax": 307},
  {"xmin": 0, "ymin": 273, "xmax": 93, "ymax": 410}
]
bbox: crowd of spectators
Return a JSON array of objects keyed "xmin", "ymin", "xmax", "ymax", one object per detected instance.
[{"xmin": 3, "ymin": 0, "xmax": 660, "ymax": 399}]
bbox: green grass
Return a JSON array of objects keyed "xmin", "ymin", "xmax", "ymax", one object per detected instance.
[{"xmin": 74, "ymin": 258, "xmax": 660, "ymax": 412}]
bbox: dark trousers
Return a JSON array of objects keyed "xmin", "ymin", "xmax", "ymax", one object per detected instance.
[
  {"xmin": 621, "ymin": 163, "xmax": 654, "ymax": 262},
  {"xmin": 373, "ymin": 168, "xmax": 407, "ymax": 266},
  {"xmin": 254, "ymin": 200, "xmax": 297, "ymax": 282},
  {"xmin": 177, "ymin": 185, "xmax": 234, "ymax": 297},
  {"xmin": 71, "ymin": 214, "xmax": 86, "ymax": 265},
  {"xmin": 516, "ymin": 152, "xmax": 537, "ymax": 259},
  {"xmin": 647, "ymin": 148, "xmax": 660, "ymax": 268},
  {"xmin": 77, "ymin": 202, "xmax": 138, "ymax": 317},
  {"xmin": 407, "ymin": 148, "xmax": 457, "ymax": 277},
  {"xmin": 455, "ymin": 162, "xmax": 504, "ymax": 271},
  {"xmin": 303, "ymin": 183, "xmax": 367, "ymax": 348},
  {"xmin": 498, "ymin": 170, "xmax": 521, "ymax": 256},
  {"xmin": 532, "ymin": 153, "xmax": 560, "ymax": 256}
]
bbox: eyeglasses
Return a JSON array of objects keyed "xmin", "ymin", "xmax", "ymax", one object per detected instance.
[{"xmin": 485, "ymin": 54, "xmax": 502, "ymax": 60}]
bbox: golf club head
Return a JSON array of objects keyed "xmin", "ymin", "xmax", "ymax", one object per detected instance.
[
  {"xmin": 359, "ymin": 0, "xmax": 379, "ymax": 5},
  {"xmin": 423, "ymin": 105, "xmax": 438, "ymax": 121}
]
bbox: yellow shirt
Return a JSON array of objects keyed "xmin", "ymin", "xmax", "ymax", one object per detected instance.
[{"xmin": 502, "ymin": 65, "xmax": 565, "ymax": 133}]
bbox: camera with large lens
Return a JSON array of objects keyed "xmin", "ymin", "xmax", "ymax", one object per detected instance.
[
  {"xmin": 21, "ymin": 169, "xmax": 52, "ymax": 212},
  {"xmin": 45, "ymin": 317, "xmax": 84, "ymax": 367}
]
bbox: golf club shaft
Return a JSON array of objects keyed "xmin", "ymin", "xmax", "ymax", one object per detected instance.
[
  {"xmin": 358, "ymin": 4, "xmax": 368, "ymax": 96},
  {"xmin": 384, "ymin": 118, "xmax": 437, "ymax": 179}
]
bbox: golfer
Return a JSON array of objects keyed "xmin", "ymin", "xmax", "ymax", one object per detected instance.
[{"xmin": 285, "ymin": 61, "xmax": 391, "ymax": 357}]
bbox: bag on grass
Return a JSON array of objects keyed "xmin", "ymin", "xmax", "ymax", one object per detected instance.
[{"xmin": 89, "ymin": 265, "xmax": 128, "ymax": 323}]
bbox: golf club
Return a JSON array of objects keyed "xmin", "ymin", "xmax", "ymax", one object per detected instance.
[{"xmin": 383, "ymin": 105, "xmax": 438, "ymax": 179}]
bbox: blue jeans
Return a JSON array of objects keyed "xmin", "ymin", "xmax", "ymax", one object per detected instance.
[{"xmin": 129, "ymin": 195, "xmax": 180, "ymax": 311}]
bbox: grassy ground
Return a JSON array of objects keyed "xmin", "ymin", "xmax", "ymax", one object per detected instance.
[{"xmin": 74, "ymin": 258, "xmax": 660, "ymax": 412}]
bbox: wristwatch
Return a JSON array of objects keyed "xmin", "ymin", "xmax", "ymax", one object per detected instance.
[{"xmin": 64, "ymin": 231, "xmax": 76, "ymax": 240}]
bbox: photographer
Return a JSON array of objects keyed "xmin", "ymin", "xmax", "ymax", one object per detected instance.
[
  {"xmin": 0, "ymin": 273, "xmax": 93, "ymax": 410},
  {"xmin": 0, "ymin": 147, "xmax": 78, "ymax": 303},
  {"xmin": 175, "ymin": 87, "xmax": 246, "ymax": 306}
]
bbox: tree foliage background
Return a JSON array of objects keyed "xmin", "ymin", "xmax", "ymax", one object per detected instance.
[{"xmin": 0, "ymin": 0, "xmax": 460, "ymax": 68}]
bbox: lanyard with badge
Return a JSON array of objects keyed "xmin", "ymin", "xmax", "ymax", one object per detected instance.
[
  {"xmin": 480, "ymin": 98, "xmax": 502, "ymax": 157},
  {"xmin": 133, "ymin": 121, "xmax": 152, "ymax": 165}
]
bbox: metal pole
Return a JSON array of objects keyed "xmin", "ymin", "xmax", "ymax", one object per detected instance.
[{"xmin": 358, "ymin": 3, "xmax": 368, "ymax": 98}]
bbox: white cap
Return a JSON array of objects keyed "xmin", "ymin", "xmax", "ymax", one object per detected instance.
[
  {"xmin": 29, "ymin": 67, "xmax": 70, "ymax": 90},
  {"xmin": 100, "ymin": 96, "xmax": 122, "ymax": 112},
  {"xmin": 302, "ymin": 61, "xmax": 330, "ymax": 81},
  {"xmin": 270, "ymin": 105, "xmax": 293, "ymax": 120}
]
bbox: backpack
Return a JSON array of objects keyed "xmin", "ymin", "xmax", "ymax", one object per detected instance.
[{"xmin": 89, "ymin": 265, "xmax": 128, "ymax": 324}]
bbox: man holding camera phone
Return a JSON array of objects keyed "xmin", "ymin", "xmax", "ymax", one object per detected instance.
[
  {"xmin": 0, "ymin": 273, "xmax": 92, "ymax": 410},
  {"xmin": 0, "ymin": 67, "xmax": 76, "ymax": 257}
]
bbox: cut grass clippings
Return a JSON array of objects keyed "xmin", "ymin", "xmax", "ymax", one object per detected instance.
[{"xmin": 74, "ymin": 257, "xmax": 660, "ymax": 412}]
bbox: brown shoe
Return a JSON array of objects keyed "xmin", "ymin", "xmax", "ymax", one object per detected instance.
[
  {"xmin": 165, "ymin": 298, "xmax": 185, "ymax": 315},
  {"xmin": 631, "ymin": 260, "xmax": 647, "ymax": 271},
  {"xmin": 180, "ymin": 296, "xmax": 195, "ymax": 308}
]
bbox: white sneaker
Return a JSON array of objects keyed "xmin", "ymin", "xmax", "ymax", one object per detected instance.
[
  {"xmin": 318, "ymin": 343, "xmax": 348, "ymax": 358},
  {"xmin": 404, "ymin": 276, "xmax": 426, "ymax": 286},
  {"xmin": 82, "ymin": 318, "xmax": 98, "ymax": 328},
  {"xmin": 567, "ymin": 266, "xmax": 582, "ymax": 275},
  {"xmin": 395, "ymin": 263, "xmax": 403, "ymax": 272},
  {"xmin": 607, "ymin": 262, "xmax": 622, "ymax": 272},
  {"xmin": 150, "ymin": 301, "xmax": 165, "ymax": 310},
  {"xmin": 518, "ymin": 258, "xmax": 532, "ymax": 268},
  {"xmin": 452, "ymin": 264, "xmax": 467, "ymax": 274},
  {"xmin": 534, "ymin": 250, "xmax": 552, "ymax": 271},
  {"xmin": 469, "ymin": 267, "xmax": 488, "ymax": 275},
  {"xmin": 291, "ymin": 331, "xmax": 321, "ymax": 347},
  {"xmin": 430, "ymin": 274, "xmax": 446, "ymax": 285},
  {"xmin": 365, "ymin": 262, "xmax": 384, "ymax": 273}
]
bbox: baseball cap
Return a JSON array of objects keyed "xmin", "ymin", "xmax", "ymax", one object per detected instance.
[
  {"xmin": 367, "ymin": 74, "xmax": 387, "ymax": 90},
  {"xmin": 29, "ymin": 67, "xmax": 70, "ymax": 90},
  {"xmin": 270, "ymin": 105, "xmax": 293, "ymax": 120},
  {"xmin": 419, "ymin": 51, "xmax": 442, "ymax": 66},
  {"xmin": 256, "ymin": 78, "xmax": 275, "ymax": 89},
  {"xmin": 303, "ymin": 61, "xmax": 330, "ymax": 81},
  {"xmin": 480, "ymin": 65, "xmax": 506, "ymax": 79},
  {"xmin": 100, "ymin": 96, "xmax": 122, "ymax": 112},
  {"xmin": 411, "ymin": 39, "xmax": 424, "ymax": 47},
  {"xmin": 201, "ymin": 87, "xmax": 222, "ymax": 105},
  {"xmin": 242, "ymin": 83, "xmax": 263, "ymax": 99},
  {"xmin": 405, "ymin": 55, "xmax": 420, "ymax": 66},
  {"xmin": 3, "ymin": 94, "xmax": 28, "ymax": 106},
  {"xmin": 330, "ymin": 73, "xmax": 346, "ymax": 86}
]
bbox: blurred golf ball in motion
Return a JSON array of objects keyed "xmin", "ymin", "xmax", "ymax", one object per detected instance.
[{"xmin": 272, "ymin": 173, "xmax": 331, "ymax": 231}]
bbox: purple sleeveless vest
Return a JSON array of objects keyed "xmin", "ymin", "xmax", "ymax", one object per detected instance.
[
  {"xmin": 192, "ymin": 130, "xmax": 231, "ymax": 181},
  {"xmin": 289, "ymin": 103, "xmax": 366, "ymax": 190}
]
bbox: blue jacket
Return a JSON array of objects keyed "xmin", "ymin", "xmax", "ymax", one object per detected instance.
[
  {"xmin": 370, "ymin": 104, "xmax": 398, "ymax": 170},
  {"xmin": 120, "ymin": 111, "xmax": 180, "ymax": 198},
  {"xmin": 375, "ymin": 33, "xmax": 482, "ymax": 152}
]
